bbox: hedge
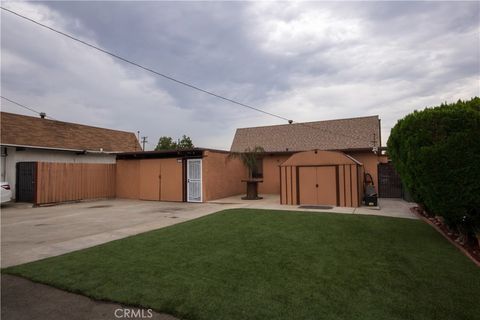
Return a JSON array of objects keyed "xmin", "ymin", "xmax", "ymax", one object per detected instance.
[{"xmin": 387, "ymin": 97, "xmax": 480, "ymax": 235}]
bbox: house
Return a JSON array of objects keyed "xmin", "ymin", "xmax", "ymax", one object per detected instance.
[
  {"xmin": 114, "ymin": 115, "xmax": 387, "ymax": 207},
  {"xmin": 5, "ymin": 112, "xmax": 388, "ymax": 208},
  {"xmin": 0, "ymin": 111, "xmax": 141, "ymax": 200},
  {"xmin": 230, "ymin": 115, "xmax": 388, "ymax": 207}
]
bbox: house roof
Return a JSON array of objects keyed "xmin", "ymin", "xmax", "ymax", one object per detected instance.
[
  {"xmin": 230, "ymin": 115, "xmax": 381, "ymax": 152},
  {"xmin": 0, "ymin": 112, "xmax": 141, "ymax": 152}
]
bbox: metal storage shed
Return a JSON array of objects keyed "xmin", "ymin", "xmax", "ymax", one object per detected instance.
[{"xmin": 280, "ymin": 150, "xmax": 364, "ymax": 207}]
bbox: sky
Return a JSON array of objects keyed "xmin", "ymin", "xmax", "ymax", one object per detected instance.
[{"xmin": 1, "ymin": 1, "xmax": 479, "ymax": 150}]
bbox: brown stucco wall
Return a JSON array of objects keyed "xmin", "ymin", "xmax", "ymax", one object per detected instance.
[
  {"xmin": 258, "ymin": 154, "xmax": 291, "ymax": 194},
  {"xmin": 202, "ymin": 150, "xmax": 246, "ymax": 201},
  {"xmin": 346, "ymin": 151, "xmax": 385, "ymax": 194}
]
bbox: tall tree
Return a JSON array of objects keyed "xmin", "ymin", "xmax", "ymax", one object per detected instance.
[
  {"xmin": 155, "ymin": 135, "xmax": 194, "ymax": 151},
  {"xmin": 177, "ymin": 135, "xmax": 194, "ymax": 149},
  {"xmin": 155, "ymin": 136, "xmax": 177, "ymax": 150}
]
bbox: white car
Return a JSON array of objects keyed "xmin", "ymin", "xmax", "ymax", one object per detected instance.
[{"xmin": 1, "ymin": 182, "xmax": 12, "ymax": 204}]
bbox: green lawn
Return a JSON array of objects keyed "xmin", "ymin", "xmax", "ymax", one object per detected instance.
[{"xmin": 3, "ymin": 209, "xmax": 480, "ymax": 320}]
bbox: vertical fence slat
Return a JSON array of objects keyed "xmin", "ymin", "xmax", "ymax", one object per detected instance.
[{"xmin": 35, "ymin": 162, "xmax": 116, "ymax": 205}]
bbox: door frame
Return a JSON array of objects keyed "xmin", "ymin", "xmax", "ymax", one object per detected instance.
[
  {"xmin": 186, "ymin": 158, "xmax": 202, "ymax": 203},
  {"xmin": 296, "ymin": 164, "xmax": 339, "ymax": 206},
  {"xmin": 15, "ymin": 161, "xmax": 37, "ymax": 203},
  {"xmin": 138, "ymin": 159, "xmax": 161, "ymax": 201}
]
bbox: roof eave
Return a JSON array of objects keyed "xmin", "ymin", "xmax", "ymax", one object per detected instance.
[{"xmin": 0, "ymin": 143, "xmax": 119, "ymax": 154}]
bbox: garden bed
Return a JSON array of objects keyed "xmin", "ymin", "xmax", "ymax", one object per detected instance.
[{"xmin": 411, "ymin": 206, "xmax": 480, "ymax": 266}]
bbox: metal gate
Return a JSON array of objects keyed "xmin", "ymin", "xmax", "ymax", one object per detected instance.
[
  {"xmin": 378, "ymin": 163, "xmax": 402, "ymax": 198},
  {"xmin": 16, "ymin": 162, "xmax": 36, "ymax": 202},
  {"xmin": 187, "ymin": 159, "xmax": 202, "ymax": 202}
]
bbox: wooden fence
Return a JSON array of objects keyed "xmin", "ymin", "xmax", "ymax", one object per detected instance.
[{"xmin": 35, "ymin": 162, "xmax": 116, "ymax": 205}]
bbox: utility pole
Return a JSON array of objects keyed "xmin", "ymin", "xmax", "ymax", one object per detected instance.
[
  {"xmin": 136, "ymin": 131, "xmax": 140, "ymax": 151},
  {"xmin": 141, "ymin": 136, "xmax": 148, "ymax": 151}
]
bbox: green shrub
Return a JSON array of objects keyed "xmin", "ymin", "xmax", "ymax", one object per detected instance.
[{"xmin": 387, "ymin": 97, "xmax": 480, "ymax": 232}]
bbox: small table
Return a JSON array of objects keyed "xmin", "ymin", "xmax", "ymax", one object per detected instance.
[{"xmin": 241, "ymin": 179, "xmax": 263, "ymax": 200}]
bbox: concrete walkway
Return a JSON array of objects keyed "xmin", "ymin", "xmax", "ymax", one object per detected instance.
[
  {"xmin": 1, "ymin": 274, "xmax": 178, "ymax": 320},
  {"xmin": 210, "ymin": 194, "xmax": 418, "ymax": 220}
]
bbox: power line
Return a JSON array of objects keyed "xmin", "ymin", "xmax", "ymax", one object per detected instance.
[
  {"xmin": 1, "ymin": 6, "xmax": 291, "ymax": 123},
  {"xmin": 0, "ymin": 96, "xmax": 58, "ymax": 120},
  {"xmin": 1, "ymin": 7, "xmax": 377, "ymax": 147}
]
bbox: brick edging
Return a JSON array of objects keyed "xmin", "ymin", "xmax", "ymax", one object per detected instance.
[{"xmin": 410, "ymin": 208, "xmax": 480, "ymax": 268}]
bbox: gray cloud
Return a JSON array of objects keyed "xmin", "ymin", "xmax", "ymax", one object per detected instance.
[{"xmin": 1, "ymin": 1, "xmax": 479, "ymax": 150}]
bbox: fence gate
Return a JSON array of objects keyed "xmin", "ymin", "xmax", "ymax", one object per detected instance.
[
  {"xmin": 378, "ymin": 163, "xmax": 403, "ymax": 198},
  {"xmin": 16, "ymin": 162, "xmax": 36, "ymax": 202}
]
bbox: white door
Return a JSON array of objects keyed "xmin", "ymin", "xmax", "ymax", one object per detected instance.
[{"xmin": 187, "ymin": 159, "xmax": 202, "ymax": 202}]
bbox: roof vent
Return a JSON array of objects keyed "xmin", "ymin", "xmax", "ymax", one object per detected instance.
[{"xmin": 39, "ymin": 112, "xmax": 46, "ymax": 119}]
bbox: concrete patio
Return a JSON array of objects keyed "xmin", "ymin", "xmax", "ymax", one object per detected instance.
[{"xmin": 209, "ymin": 194, "xmax": 418, "ymax": 220}]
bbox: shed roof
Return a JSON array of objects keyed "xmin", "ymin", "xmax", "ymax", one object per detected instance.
[
  {"xmin": 230, "ymin": 115, "xmax": 380, "ymax": 152},
  {"xmin": 0, "ymin": 112, "xmax": 141, "ymax": 152},
  {"xmin": 280, "ymin": 150, "xmax": 362, "ymax": 167}
]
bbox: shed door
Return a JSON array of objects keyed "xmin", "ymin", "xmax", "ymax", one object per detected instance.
[
  {"xmin": 139, "ymin": 160, "xmax": 161, "ymax": 200},
  {"xmin": 299, "ymin": 166, "xmax": 337, "ymax": 206},
  {"xmin": 316, "ymin": 167, "xmax": 337, "ymax": 206},
  {"xmin": 16, "ymin": 162, "xmax": 36, "ymax": 202},
  {"xmin": 299, "ymin": 167, "xmax": 317, "ymax": 204},
  {"xmin": 187, "ymin": 159, "xmax": 202, "ymax": 202}
]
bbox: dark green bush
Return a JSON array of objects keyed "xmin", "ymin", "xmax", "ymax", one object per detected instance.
[{"xmin": 387, "ymin": 97, "xmax": 480, "ymax": 233}]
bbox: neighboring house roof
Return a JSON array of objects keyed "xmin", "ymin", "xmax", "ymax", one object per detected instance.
[
  {"xmin": 230, "ymin": 115, "xmax": 381, "ymax": 152},
  {"xmin": 0, "ymin": 112, "xmax": 141, "ymax": 152}
]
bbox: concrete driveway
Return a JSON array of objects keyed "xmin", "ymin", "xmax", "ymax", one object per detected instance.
[
  {"xmin": 1, "ymin": 196, "xmax": 416, "ymax": 268},
  {"xmin": 1, "ymin": 199, "xmax": 237, "ymax": 268}
]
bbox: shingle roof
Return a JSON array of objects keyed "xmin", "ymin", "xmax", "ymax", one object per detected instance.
[
  {"xmin": 0, "ymin": 112, "xmax": 141, "ymax": 152},
  {"xmin": 230, "ymin": 115, "xmax": 381, "ymax": 152}
]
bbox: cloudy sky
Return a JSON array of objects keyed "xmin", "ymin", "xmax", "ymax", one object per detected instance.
[{"xmin": 1, "ymin": 1, "xmax": 479, "ymax": 150}]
